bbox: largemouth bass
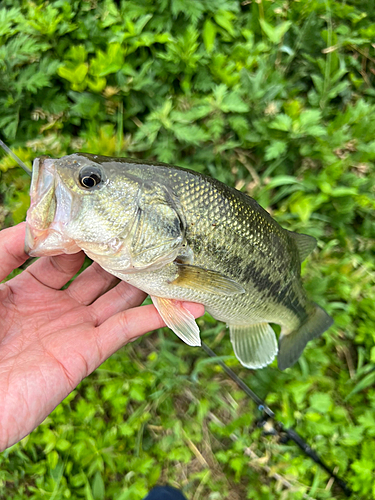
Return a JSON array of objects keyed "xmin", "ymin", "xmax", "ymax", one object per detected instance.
[{"xmin": 25, "ymin": 154, "xmax": 333, "ymax": 370}]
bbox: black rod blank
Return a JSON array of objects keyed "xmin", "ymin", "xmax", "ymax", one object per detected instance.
[{"xmin": 201, "ymin": 341, "xmax": 352, "ymax": 497}]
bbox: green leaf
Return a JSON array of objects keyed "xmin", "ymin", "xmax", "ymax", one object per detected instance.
[
  {"xmin": 90, "ymin": 43, "xmax": 124, "ymax": 77},
  {"xmin": 265, "ymin": 175, "xmax": 300, "ymax": 188},
  {"xmin": 0, "ymin": 7, "xmax": 21, "ymax": 37},
  {"xmin": 341, "ymin": 425, "xmax": 364, "ymax": 446},
  {"xmin": 346, "ymin": 370, "xmax": 375, "ymax": 399},
  {"xmin": 269, "ymin": 114, "xmax": 293, "ymax": 131},
  {"xmin": 129, "ymin": 385, "xmax": 145, "ymax": 401},
  {"xmin": 173, "ymin": 124, "xmax": 209, "ymax": 144},
  {"xmin": 69, "ymin": 92, "xmax": 101, "ymax": 119},
  {"xmin": 221, "ymin": 92, "xmax": 249, "ymax": 113},
  {"xmin": 58, "ymin": 62, "xmax": 88, "ymax": 84},
  {"xmin": 47, "ymin": 450, "xmax": 59, "ymax": 470},
  {"xmin": 214, "ymin": 10, "xmax": 236, "ymax": 37},
  {"xmin": 203, "ymin": 19, "xmax": 216, "ymax": 53},
  {"xmin": 84, "ymin": 479, "xmax": 95, "ymax": 500},
  {"xmin": 290, "ymin": 194, "xmax": 316, "ymax": 223},
  {"xmin": 92, "ymin": 472, "xmax": 105, "ymax": 500},
  {"xmin": 265, "ymin": 140, "xmax": 287, "ymax": 160},
  {"xmin": 170, "ymin": 0, "xmax": 205, "ymax": 22},
  {"xmin": 260, "ymin": 19, "xmax": 292, "ymax": 44},
  {"xmin": 56, "ymin": 439, "xmax": 71, "ymax": 451},
  {"xmin": 67, "ymin": 44, "xmax": 87, "ymax": 63},
  {"xmin": 299, "ymin": 109, "xmax": 322, "ymax": 129},
  {"xmin": 87, "ymin": 76, "xmax": 107, "ymax": 93},
  {"xmin": 309, "ymin": 393, "xmax": 333, "ymax": 413}
]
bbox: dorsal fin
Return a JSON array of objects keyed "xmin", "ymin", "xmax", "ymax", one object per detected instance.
[{"xmin": 288, "ymin": 231, "xmax": 317, "ymax": 262}]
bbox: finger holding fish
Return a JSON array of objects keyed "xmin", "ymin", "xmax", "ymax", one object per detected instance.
[
  {"xmin": 87, "ymin": 280, "xmax": 147, "ymax": 325},
  {"xmin": 65, "ymin": 261, "xmax": 120, "ymax": 305}
]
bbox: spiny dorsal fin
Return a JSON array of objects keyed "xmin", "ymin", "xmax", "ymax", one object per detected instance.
[{"xmin": 288, "ymin": 231, "xmax": 317, "ymax": 262}]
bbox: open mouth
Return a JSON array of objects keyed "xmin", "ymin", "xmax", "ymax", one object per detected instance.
[{"xmin": 25, "ymin": 157, "xmax": 80, "ymax": 257}]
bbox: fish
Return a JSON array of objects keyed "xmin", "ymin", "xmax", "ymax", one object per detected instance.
[{"xmin": 25, "ymin": 153, "xmax": 333, "ymax": 370}]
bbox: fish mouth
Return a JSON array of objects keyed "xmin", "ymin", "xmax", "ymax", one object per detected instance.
[{"xmin": 25, "ymin": 157, "xmax": 80, "ymax": 257}]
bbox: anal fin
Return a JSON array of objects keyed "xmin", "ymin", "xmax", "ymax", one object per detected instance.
[
  {"xmin": 229, "ymin": 323, "xmax": 278, "ymax": 369},
  {"xmin": 151, "ymin": 295, "xmax": 201, "ymax": 347}
]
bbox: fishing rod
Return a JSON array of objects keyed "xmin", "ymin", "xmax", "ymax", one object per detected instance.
[
  {"xmin": 0, "ymin": 140, "xmax": 352, "ymax": 496},
  {"xmin": 0, "ymin": 139, "xmax": 32, "ymax": 176},
  {"xmin": 201, "ymin": 342, "xmax": 352, "ymax": 498}
]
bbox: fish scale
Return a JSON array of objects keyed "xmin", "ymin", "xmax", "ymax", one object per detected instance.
[
  {"xmin": 25, "ymin": 153, "xmax": 333, "ymax": 370},
  {"xmin": 166, "ymin": 172, "xmax": 300, "ymax": 318}
]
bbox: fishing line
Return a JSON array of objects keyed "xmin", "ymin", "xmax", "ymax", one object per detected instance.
[
  {"xmin": 201, "ymin": 341, "xmax": 352, "ymax": 497},
  {"xmin": 0, "ymin": 138, "xmax": 32, "ymax": 176}
]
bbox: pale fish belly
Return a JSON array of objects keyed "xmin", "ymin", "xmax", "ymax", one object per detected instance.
[
  {"xmin": 101, "ymin": 261, "xmax": 310, "ymax": 372},
  {"xmin": 109, "ymin": 265, "xmax": 305, "ymax": 371},
  {"xmin": 105, "ymin": 265, "xmax": 300, "ymax": 329}
]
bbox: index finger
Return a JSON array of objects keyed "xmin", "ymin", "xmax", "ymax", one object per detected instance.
[{"xmin": 0, "ymin": 223, "xmax": 29, "ymax": 281}]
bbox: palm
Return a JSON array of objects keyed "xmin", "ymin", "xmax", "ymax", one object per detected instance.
[{"xmin": 0, "ymin": 224, "xmax": 204, "ymax": 451}]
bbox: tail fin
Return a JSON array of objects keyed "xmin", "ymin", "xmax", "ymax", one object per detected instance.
[{"xmin": 278, "ymin": 304, "xmax": 333, "ymax": 370}]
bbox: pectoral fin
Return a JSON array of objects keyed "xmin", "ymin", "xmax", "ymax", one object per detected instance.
[
  {"xmin": 229, "ymin": 323, "xmax": 278, "ymax": 369},
  {"xmin": 151, "ymin": 295, "xmax": 201, "ymax": 347},
  {"xmin": 171, "ymin": 264, "xmax": 245, "ymax": 296}
]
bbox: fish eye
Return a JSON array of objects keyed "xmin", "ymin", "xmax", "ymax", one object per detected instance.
[{"xmin": 78, "ymin": 166, "xmax": 103, "ymax": 189}]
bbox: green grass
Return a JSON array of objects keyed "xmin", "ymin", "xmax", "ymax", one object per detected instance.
[{"xmin": 1, "ymin": 0, "xmax": 375, "ymax": 498}]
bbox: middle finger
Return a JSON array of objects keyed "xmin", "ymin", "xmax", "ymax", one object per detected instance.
[
  {"xmin": 89, "ymin": 280, "xmax": 147, "ymax": 326},
  {"xmin": 66, "ymin": 262, "xmax": 120, "ymax": 305}
]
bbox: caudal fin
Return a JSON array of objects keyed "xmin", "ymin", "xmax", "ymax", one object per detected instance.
[{"xmin": 278, "ymin": 304, "xmax": 333, "ymax": 370}]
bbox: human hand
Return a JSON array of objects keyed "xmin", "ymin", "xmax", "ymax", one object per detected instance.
[{"xmin": 0, "ymin": 223, "xmax": 204, "ymax": 451}]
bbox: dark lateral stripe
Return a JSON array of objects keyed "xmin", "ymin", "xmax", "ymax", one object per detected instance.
[
  {"xmin": 242, "ymin": 261, "xmax": 307, "ymax": 319},
  {"xmin": 195, "ymin": 239, "xmax": 247, "ymax": 279}
]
